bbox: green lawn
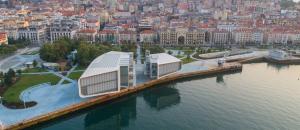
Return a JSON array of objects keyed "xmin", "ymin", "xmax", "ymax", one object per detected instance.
[
  {"xmin": 61, "ymin": 71, "xmax": 83, "ymax": 84},
  {"xmin": 22, "ymin": 68, "xmax": 47, "ymax": 73},
  {"xmin": 3, "ymin": 74, "xmax": 61, "ymax": 103},
  {"xmin": 182, "ymin": 58, "xmax": 196, "ymax": 64},
  {"xmin": 74, "ymin": 65, "xmax": 87, "ymax": 71},
  {"xmin": 68, "ymin": 71, "xmax": 83, "ymax": 80},
  {"xmin": 62, "ymin": 80, "xmax": 71, "ymax": 84},
  {"xmin": 175, "ymin": 55, "xmax": 185, "ymax": 59}
]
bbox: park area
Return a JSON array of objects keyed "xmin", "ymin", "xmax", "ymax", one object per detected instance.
[{"xmin": 3, "ymin": 74, "xmax": 60, "ymax": 103}]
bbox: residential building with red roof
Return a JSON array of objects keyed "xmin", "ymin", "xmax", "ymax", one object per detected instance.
[
  {"xmin": 76, "ymin": 29, "xmax": 97, "ymax": 43},
  {"xmin": 140, "ymin": 30, "xmax": 157, "ymax": 44},
  {"xmin": 0, "ymin": 32, "xmax": 8, "ymax": 45}
]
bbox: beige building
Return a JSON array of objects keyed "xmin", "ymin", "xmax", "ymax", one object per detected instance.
[
  {"xmin": 140, "ymin": 30, "xmax": 157, "ymax": 44},
  {"xmin": 118, "ymin": 30, "xmax": 137, "ymax": 44},
  {"xmin": 233, "ymin": 29, "xmax": 264, "ymax": 45},
  {"xmin": 160, "ymin": 28, "xmax": 206, "ymax": 46},
  {"xmin": 265, "ymin": 29, "xmax": 288, "ymax": 45},
  {"xmin": 76, "ymin": 29, "xmax": 97, "ymax": 43},
  {"xmin": 0, "ymin": 19, "xmax": 29, "ymax": 39},
  {"xmin": 96, "ymin": 30, "xmax": 118, "ymax": 43},
  {"xmin": 211, "ymin": 29, "xmax": 230, "ymax": 45},
  {"xmin": 50, "ymin": 19, "xmax": 79, "ymax": 43},
  {"xmin": 17, "ymin": 25, "xmax": 47, "ymax": 45}
]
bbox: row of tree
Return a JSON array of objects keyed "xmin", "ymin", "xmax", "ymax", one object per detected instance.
[
  {"xmin": 39, "ymin": 38, "xmax": 80, "ymax": 62},
  {"xmin": 77, "ymin": 43, "xmax": 122, "ymax": 66},
  {"xmin": 40, "ymin": 38, "xmax": 138, "ymax": 66},
  {"xmin": 141, "ymin": 45, "xmax": 165, "ymax": 55}
]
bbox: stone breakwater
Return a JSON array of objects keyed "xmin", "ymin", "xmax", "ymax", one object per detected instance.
[{"xmin": 3, "ymin": 63, "xmax": 242, "ymax": 130}]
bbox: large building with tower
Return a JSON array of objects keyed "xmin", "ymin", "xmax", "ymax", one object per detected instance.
[
  {"xmin": 78, "ymin": 51, "xmax": 136, "ymax": 98},
  {"xmin": 160, "ymin": 28, "xmax": 206, "ymax": 46}
]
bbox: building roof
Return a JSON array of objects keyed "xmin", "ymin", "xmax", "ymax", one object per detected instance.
[
  {"xmin": 80, "ymin": 51, "xmax": 132, "ymax": 78},
  {"xmin": 77, "ymin": 29, "xmax": 97, "ymax": 33},
  {"xmin": 140, "ymin": 30, "xmax": 155, "ymax": 34},
  {"xmin": 0, "ymin": 32, "xmax": 7, "ymax": 41},
  {"xmin": 149, "ymin": 53, "xmax": 181, "ymax": 65}
]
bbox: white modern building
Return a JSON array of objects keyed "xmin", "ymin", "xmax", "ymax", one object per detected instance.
[
  {"xmin": 269, "ymin": 50, "xmax": 289, "ymax": 60},
  {"xmin": 78, "ymin": 51, "xmax": 136, "ymax": 98},
  {"xmin": 144, "ymin": 52, "xmax": 181, "ymax": 79}
]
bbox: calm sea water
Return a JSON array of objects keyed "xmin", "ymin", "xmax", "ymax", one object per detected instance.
[{"xmin": 28, "ymin": 63, "xmax": 300, "ymax": 130}]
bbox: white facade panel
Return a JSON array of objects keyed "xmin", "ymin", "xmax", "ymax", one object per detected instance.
[
  {"xmin": 159, "ymin": 62, "xmax": 181, "ymax": 77},
  {"xmin": 78, "ymin": 51, "xmax": 136, "ymax": 98}
]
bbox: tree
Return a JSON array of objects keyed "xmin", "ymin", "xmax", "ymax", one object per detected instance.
[
  {"xmin": 168, "ymin": 50, "xmax": 173, "ymax": 55},
  {"xmin": 142, "ymin": 45, "xmax": 164, "ymax": 54},
  {"xmin": 4, "ymin": 69, "xmax": 15, "ymax": 86},
  {"xmin": 77, "ymin": 43, "xmax": 90, "ymax": 66},
  {"xmin": 39, "ymin": 38, "xmax": 75, "ymax": 62},
  {"xmin": 0, "ymin": 72, "xmax": 3, "ymax": 79},
  {"xmin": 7, "ymin": 69, "xmax": 15, "ymax": 78},
  {"xmin": 33, "ymin": 60, "xmax": 38, "ymax": 68},
  {"xmin": 17, "ymin": 69, "xmax": 22, "ymax": 76},
  {"xmin": 0, "ymin": 72, "xmax": 3, "ymax": 87},
  {"xmin": 4, "ymin": 73, "xmax": 12, "ymax": 86},
  {"xmin": 40, "ymin": 44, "xmax": 57, "ymax": 62}
]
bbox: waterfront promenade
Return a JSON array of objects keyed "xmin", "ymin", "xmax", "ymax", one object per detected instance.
[
  {"xmin": 0, "ymin": 51, "xmax": 265, "ymax": 130},
  {"xmin": 0, "ymin": 62, "xmax": 242, "ymax": 130}
]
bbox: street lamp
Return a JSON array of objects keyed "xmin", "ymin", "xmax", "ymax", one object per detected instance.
[
  {"xmin": 0, "ymin": 96, "xmax": 2, "ymax": 105},
  {"xmin": 23, "ymin": 91, "xmax": 31, "ymax": 109},
  {"xmin": 23, "ymin": 97, "xmax": 26, "ymax": 109}
]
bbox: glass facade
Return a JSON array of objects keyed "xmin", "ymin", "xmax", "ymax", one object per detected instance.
[
  {"xmin": 151, "ymin": 63, "xmax": 158, "ymax": 78},
  {"xmin": 120, "ymin": 66, "xmax": 129, "ymax": 87}
]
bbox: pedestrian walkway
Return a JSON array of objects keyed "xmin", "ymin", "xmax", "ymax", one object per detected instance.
[
  {"xmin": 0, "ymin": 83, "xmax": 85, "ymax": 127},
  {"xmin": 57, "ymin": 64, "xmax": 78, "ymax": 85},
  {"xmin": 0, "ymin": 47, "xmax": 39, "ymax": 72},
  {"xmin": 136, "ymin": 44, "xmax": 142, "ymax": 64}
]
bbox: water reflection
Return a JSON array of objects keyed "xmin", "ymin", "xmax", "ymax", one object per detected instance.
[
  {"xmin": 143, "ymin": 84, "xmax": 180, "ymax": 110},
  {"xmin": 83, "ymin": 85, "xmax": 180, "ymax": 129},
  {"xmin": 216, "ymin": 74, "xmax": 224, "ymax": 84},
  {"xmin": 84, "ymin": 96, "xmax": 137, "ymax": 130},
  {"xmin": 267, "ymin": 62, "xmax": 290, "ymax": 71}
]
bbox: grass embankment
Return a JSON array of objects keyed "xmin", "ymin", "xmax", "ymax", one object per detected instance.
[
  {"xmin": 3, "ymin": 74, "xmax": 61, "ymax": 103},
  {"xmin": 182, "ymin": 58, "xmax": 196, "ymax": 64},
  {"xmin": 68, "ymin": 71, "xmax": 83, "ymax": 80},
  {"xmin": 22, "ymin": 68, "xmax": 47, "ymax": 73},
  {"xmin": 175, "ymin": 55, "xmax": 185, "ymax": 59},
  {"xmin": 74, "ymin": 65, "xmax": 87, "ymax": 71},
  {"xmin": 62, "ymin": 71, "xmax": 84, "ymax": 84}
]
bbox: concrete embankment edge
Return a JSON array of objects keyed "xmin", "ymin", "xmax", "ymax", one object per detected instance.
[
  {"xmin": 4, "ymin": 64, "xmax": 242, "ymax": 130},
  {"xmin": 236, "ymin": 56, "xmax": 300, "ymax": 64}
]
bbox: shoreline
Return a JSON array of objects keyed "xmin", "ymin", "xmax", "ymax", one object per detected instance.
[{"xmin": 2, "ymin": 63, "xmax": 242, "ymax": 130}]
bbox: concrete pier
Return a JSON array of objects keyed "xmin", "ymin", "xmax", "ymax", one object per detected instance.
[{"xmin": 3, "ymin": 63, "xmax": 242, "ymax": 130}]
